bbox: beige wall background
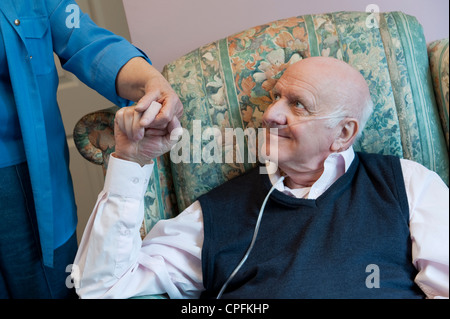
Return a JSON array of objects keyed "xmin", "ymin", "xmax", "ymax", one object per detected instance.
[{"xmin": 122, "ymin": 0, "xmax": 449, "ymax": 72}]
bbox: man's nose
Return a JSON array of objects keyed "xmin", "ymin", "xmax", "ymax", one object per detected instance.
[{"xmin": 262, "ymin": 99, "xmax": 288, "ymax": 126}]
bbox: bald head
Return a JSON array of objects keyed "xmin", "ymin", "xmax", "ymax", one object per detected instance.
[
  {"xmin": 281, "ymin": 57, "xmax": 373, "ymax": 134},
  {"xmin": 287, "ymin": 56, "xmax": 367, "ymax": 85}
]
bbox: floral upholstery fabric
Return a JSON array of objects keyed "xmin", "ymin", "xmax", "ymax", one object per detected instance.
[
  {"xmin": 428, "ymin": 38, "xmax": 449, "ymax": 150},
  {"xmin": 74, "ymin": 11, "xmax": 449, "ymax": 237}
]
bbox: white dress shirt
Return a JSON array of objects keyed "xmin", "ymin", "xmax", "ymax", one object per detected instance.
[{"xmin": 73, "ymin": 147, "xmax": 449, "ymax": 299}]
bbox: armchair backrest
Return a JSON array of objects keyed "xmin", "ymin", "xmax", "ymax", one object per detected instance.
[
  {"xmin": 74, "ymin": 11, "xmax": 449, "ymax": 236},
  {"xmin": 148, "ymin": 11, "xmax": 448, "ymax": 233}
]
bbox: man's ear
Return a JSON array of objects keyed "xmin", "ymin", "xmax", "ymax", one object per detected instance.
[{"xmin": 330, "ymin": 118, "xmax": 359, "ymax": 152}]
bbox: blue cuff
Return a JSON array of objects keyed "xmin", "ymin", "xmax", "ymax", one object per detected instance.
[{"xmin": 93, "ymin": 42, "xmax": 152, "ymax": 107}]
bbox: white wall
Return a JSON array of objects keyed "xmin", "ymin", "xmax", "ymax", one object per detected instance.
[{"xmin": 122, "ymin": 0, "xmax": 449, "ymax": 72}]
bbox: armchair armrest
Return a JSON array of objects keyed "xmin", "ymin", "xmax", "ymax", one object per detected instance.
[
  {"xmin": 428, "ymin": 38, "xmax": 449, "ymax": 150},
  {"xmin": 73, "ymin": 106, "xmax": 119, "ymax": 172}
]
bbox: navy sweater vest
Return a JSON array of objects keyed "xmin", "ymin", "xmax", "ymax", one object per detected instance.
[{"xmin": 198, "ymin": 152, "xmax": 425, "ymax": 299}]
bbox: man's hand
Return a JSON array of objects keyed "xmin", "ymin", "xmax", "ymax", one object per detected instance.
[{"xmin": 114, "ymin": 102, "xmax": 182, "ymax": 166}]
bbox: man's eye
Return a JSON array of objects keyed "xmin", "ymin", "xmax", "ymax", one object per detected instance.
[
  {"xmin": 273, "ymin": 94, "xmax": 281, "ymax": 101},
  {"xmin": 296, "ymin": 102, "xmax": 305, "ymax": 109}
]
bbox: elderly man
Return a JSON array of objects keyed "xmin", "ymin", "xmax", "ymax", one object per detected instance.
[{"xmin": 73, "ymin": 57, "xmax": 449, "ymax": 299}]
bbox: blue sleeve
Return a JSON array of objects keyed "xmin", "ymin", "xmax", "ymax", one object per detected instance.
[{"xmin": 46, "ymin": 0, "xmax": 151, "ymax": 107}]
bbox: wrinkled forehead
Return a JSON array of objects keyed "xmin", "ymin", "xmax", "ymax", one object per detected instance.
[
  {"xmin": 279, "ymin": 59, "xmax": 347, "ymax": 86},
  {"xmin": 273, "ymin": 73, "xmax": 319, "ymax": 106},
  {"xmin": 274, "ymin": 58, "xmax": 367, "ymax": 106},
  {"xmin": 273, "ymin": 62, "xmax": 334, "ymax": 108},
  {"xmin": 282, "ymin": 57, "xmax": 363, "ymax": 84}
]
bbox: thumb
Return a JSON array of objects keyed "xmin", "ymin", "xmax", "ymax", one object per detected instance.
[{"xmin": 167, "ymin": 117, "xmax": 183, "ymax": 144}]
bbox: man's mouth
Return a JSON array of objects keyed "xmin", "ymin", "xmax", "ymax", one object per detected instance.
[{"xmin": 266, "ymin": 127, "xmax": 291, "ymax": 139}]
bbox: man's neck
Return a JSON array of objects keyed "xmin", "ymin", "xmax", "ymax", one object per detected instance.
[
  {"xmin": 275, "ymin": 147, "xmax": 355, "ymax": 190},
  {"xmin": 284, "ymin": 168, "xmax": 325, "ymax": 188}
]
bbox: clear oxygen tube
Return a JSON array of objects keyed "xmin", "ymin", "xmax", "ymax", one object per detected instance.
[{"xmin": 262, "ymin": 114, "xmax": 348, "ymax": 135}]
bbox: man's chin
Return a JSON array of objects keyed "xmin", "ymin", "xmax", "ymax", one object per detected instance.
[
  {"xmin": 260, "ymin": 142, "xmax": 278, "ymax": 162},
  {"xmin": 259, "ymin": 143, "xmax": 281, "ymax": 175},
  {"xmin": 258, "ymin": 158, "xmax": 278, "ymax": 175}
]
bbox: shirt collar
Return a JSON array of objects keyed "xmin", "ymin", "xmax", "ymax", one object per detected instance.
[{"xmin": 267, "ymin": 146, "xmax": 355, "ymax": 199}]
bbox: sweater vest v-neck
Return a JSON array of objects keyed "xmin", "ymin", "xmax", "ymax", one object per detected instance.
[{"xmin": 198, "ymin": 152, "xmax": 425, "ymax": 299}]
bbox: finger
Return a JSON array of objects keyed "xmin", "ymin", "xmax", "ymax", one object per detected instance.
[
  {"xmin": 114, "ymin": 107, "xmax": 126, "ymax": 134},
  {"xmin": 151, "ymin": 110, "xmax": 171, "ymax": 129},
  {"xmin": 143, "ymin": 128, "xmax": 168, "ymax": 136},
  {"xmin": 121, "ymin": 107, "xmax": 142, "ymax": 141},
  {"xmin": 151, "ymin": 96, "xmax": 180, "ymax": 129},
  {"xmin": 144, "ymin": 117, "xmax": 182, "ymax": 138},
  {"xmin": 122, "ymin": 107, "xmax": 134, "ymax": 140},
  {"xmin": 132, "ymin": 108, "xmax": 145, "ymax": 141},
  {"xmin": 135, "ymin": 90, "xmax": 160, "ymax": 112},
  {"xmin": 140, "ymin": 101, "xmax": 163, "ymax": 127},
  {"xmin": 168, "ymin": 115, "xmax": 182, "ymax": 132},
  {"xmin": 167, "ymin": 116, "xmax": 183, "ymax": 143},
  {"xmin": 172, "ymin": 96, "xmax": 184, "ymax": 118}
]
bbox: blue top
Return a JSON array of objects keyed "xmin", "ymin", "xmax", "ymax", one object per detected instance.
[
  {"xmin": 0, "ymin": 0, "xmax": 150, "ymax": 266},
  {"xmin": 0, "ymin": 21, "xmax": 26, "ymax": 167}
]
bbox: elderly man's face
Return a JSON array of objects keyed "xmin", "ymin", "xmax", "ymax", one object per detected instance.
[{"xmin": 261, "ymin": 58, "xmax": 352, "ymax": 176}]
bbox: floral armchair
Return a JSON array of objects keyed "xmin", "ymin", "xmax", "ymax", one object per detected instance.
[{"xmin": 74, "ymin": 11, "xmax": 449, "ymax": 241}]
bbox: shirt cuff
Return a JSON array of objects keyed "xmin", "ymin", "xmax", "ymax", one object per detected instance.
[{"xmin": 103, "ymin": 154, "xmax": 154, "ymax": 199}]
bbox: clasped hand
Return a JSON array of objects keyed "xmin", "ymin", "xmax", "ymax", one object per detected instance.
[{"xmin": 114, "ymin": 101, "xmax": 182, "ymax": 166}]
